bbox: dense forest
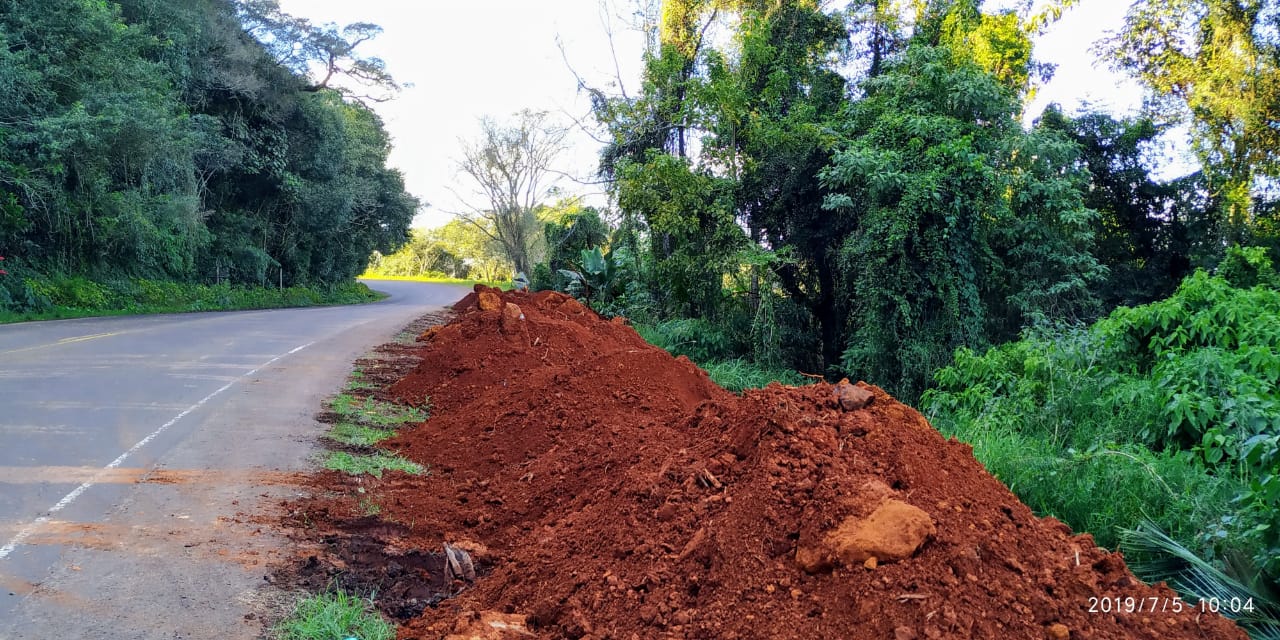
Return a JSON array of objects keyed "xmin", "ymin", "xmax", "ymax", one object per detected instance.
[
  {"xmin": 368, "ymin": 0, "xmax": 1280, "ymax": 633},
  {"xmin": 0, "ymin": 0, "xmax": 417, "ymax": 315}
]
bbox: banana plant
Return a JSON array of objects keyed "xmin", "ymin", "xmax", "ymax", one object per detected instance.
[{"xmin": 557, "ymin": 246, "xmax": 617, "ymax": 302}]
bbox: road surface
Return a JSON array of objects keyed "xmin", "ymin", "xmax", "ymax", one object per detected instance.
[{"xmin": 0, "ymin": 280, "xmax": 463, "ymax": 639}]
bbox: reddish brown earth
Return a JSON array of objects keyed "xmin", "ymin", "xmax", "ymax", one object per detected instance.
[{"xmin": 284, "ymin": 285, "xmax": 1247, "ymax": 640}]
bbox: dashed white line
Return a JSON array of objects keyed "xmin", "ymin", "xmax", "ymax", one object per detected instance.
[{"xmin": 0, "ymin": 341, "xmax": 315, "ymax": 560}]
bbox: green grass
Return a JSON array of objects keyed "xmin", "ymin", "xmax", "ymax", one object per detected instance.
[
  {"xmin": 700, "ymin": 358, "xmax": 808, "ymax": 393},
  {"xmin": 938, "ymin": 420, "xmax": 1240, "ymax": 553},
  {"xmin": 330, "ymin": 393, "xmax": 427, "ymax": 427},
  {"xmin": 273, "ymin": 589, "xmax": 394, "ymax": 640},
  {"xmin": 327, "ymin": 422, "xmax": 395, "ymax": 447},
  {"xmin": 357, "ymin": 495, "xmax": 382, "ymax": 517},
  {"xmin": 359, "ymin": 273, "xmax": 512, "ymax": 289},
  {"xmin": 323, "ymin": 451, "xmax": 425, "ymax": 478},
  {"xmin": 634, "ymin": 319, "xmax": 808, "ymax": 393},
  {"xmin": 0, "ymin": 277, "xmax": 384, "ymax": 324}
]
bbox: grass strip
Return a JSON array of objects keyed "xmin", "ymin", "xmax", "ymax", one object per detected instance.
[
  {"xmin": 274, "ymin": 589, "xmax": 394, "ymax": 640},
  {"xmin": 1, "ymin": 279, "xmax": 384, "ymax": 324},
  {"xmin": 327, "ymin": 423, "xmax": 395, "ymax": 447},
  {"xmin": 323, "ymin": 451, "xmax": 424, "ymax": 478}
]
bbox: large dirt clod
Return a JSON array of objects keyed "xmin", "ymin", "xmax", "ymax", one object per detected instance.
[
  {"xmin": 477, "ymin": 289, "xmax": 503, "ymax": 312},
  {"xmin": 797, "ymin": 498, "xmax": 935, "ymax": 573}
]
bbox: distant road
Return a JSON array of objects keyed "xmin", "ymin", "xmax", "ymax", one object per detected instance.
[{"xmin": 0, "ymin": 280, "xmax": 463, "ymax": 640}]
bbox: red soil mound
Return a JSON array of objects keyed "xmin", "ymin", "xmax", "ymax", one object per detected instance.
[{"xmin": 360, "ymin": 286, "xmax": 1245, "ymax": 639}]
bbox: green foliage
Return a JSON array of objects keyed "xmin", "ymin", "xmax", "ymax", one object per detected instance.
[
  {"xmin": 1102, "ymin": 0, "xmax": 1280, "ymax": 241},
  {"xmin": 557, "ymin": 246, "xmax": 623, "ymax": 303},
  {"xmin": 367, "ymin": 219, "xmax": 515, "ymax": 283},
  {"xmin": 323, "ymin": 451, "xmax": 423, "ymax": 478},
  {"xmin": 924, "ymin": 261, "xmax": 1280, "ymax": 594},
  {"xmin": 329, "ymin": 394, "xmax": 426, "ymax": 428},
  {"xmin": 273, "ymin": 589, "xmax": 394, "ymax": 640},
  {"xmin": 1120, "ymin": 522, "xmax": 1280, "ymax": 638},
  {"xmin": 699, "ymin": 359, "xmax": 807, "ymax": 394},
  {"xmin": 0, "ymin": 0, "xmax": 416, "ymax": 313},
  {"xmin": 637, "ymin": 319, "xmax": 806, "ymax": 393},
  {"xmin": 636, "ymin": 318, "xmax": 742, "ymax": 363},
  {"xmin": 327, "ymin": 423, "xmax": 394, "ymax": 447},
  {"xmin": 365, "ymin": 228, "xmax": 470, "ymax": 279},
  {"xmin": 1038, "ymin": 106, "xmax": 1219, "ymax": 307},
  {"xmin": 0, "ymin": 275, "xmax": 380, "ymax": 323},
  {"xmin": 823, "ymin": 44, "xmax": 1102, "ymax": 400},
  {"xmin": 1218, "ymin": 245, "xmax": 1279, "ymax": 289},
  {"xmin": 616, "ymin": 151, "xmax": 746, "ymax": 318}
]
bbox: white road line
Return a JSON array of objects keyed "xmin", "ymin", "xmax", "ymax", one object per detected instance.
[{"xmin": 0, "ymin": 341, "xmax": 315, "ymax": 560}]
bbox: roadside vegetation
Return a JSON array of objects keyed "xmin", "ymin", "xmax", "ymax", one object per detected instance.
[
  {"xmin": 923, "ymin": 248, "xmax": 1280, "ymax": 636},
  {"xmin": 322, "ymin": 391, "xmax": 427, "ymax": 479},
  {"xmin": 323, "ymin": 451, "xmax": 422, "ymax": 479},
  {"xmin": 0, "ymin": 277, "xmax": 382, "ymax": 324},
  {"xmin": 0, "ymin": 0, "xmax": 416, "ymax": 320},
  {"xmin": 273, "ymin": 589, "xmax": 393, "ymax": 640},
  {"xmin": 10, "ymin": 0, "xmax": 1280, "ymax": 634},
  {"xmin": 358, "ymin": 273, "xmax": 511, "ymax": 290}
]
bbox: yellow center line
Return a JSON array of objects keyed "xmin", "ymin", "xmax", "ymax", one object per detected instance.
[{"xmin": 0, "ymin": 331, "xmax": 124, "ymax": 356}]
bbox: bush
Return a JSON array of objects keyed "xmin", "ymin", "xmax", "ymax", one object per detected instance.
[
  {"xmin": 637, "ymin": 317, "xmax": 744, "ymax": 363},
  {"xmin": 0, "ymin": 271, "xmax": 381, "ymax": 321},
  {"xmin": 923, "ymin": 252, "xmax": 1280, "ymax": 594}
]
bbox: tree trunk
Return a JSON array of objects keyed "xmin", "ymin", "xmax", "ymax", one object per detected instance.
[{"xmin": 816, "ymin": 256, "xmax": 841, "ymax": 376}]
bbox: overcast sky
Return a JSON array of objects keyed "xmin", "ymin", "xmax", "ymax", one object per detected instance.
[{"xmin": 277, "ymin": 0, "xmax": 1148, "ymax": 229}]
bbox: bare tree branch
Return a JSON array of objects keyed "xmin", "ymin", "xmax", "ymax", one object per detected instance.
[{"xmin": 452, "ymin": 111, "xmax": 571, "ymax": 275}]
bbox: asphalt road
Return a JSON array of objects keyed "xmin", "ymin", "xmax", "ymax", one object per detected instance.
[{"xmin": 0, "ymin": 280, "xmax": 463, "ymax": 639}]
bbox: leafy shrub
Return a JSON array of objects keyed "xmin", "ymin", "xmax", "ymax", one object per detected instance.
[
  {"xmin": 1, "ymin": 272, "xmax": 380, "ymax": 321},
  {"xmin": 924, "ymin": 252, "xmax": 1280, "ymax": 591},
  {"xmin": 0, "ymin": 258, "xmax": 53, "ymax": 313},
  {"xmin": 49, "ymin": 276, "xmax": 111, "ymax": 308},
  {"xmin": 636, "ymin": 317, "xmax": 743, "ymax": 363}
]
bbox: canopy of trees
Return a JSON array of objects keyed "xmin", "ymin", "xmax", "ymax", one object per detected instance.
[
  {"xmin": 0, "ymin": 0, "xmax": 417, "ymax": 311},
  {"xmin": 541, "ymin": 0, "xmax": 1280, "ymax": 401}
]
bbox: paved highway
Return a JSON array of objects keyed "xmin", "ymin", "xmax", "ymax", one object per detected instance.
[{"xmin": 0, "ymin": 280, "xmax": 462, "ymax": 639}]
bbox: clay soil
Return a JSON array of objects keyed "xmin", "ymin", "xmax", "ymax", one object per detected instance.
[{"xmin": 281, "ymin": 286, "xmax": 1248, "ymax": 640}]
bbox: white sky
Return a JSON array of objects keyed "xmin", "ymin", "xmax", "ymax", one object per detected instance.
[{"xmin": 278, "ymin": 0, "xmax": 1150, "ymax": 230}]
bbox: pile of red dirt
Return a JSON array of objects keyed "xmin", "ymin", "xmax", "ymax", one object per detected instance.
[{"xmin": 319, "ymin": 285, "xmax": 1247, "ymax": 639}]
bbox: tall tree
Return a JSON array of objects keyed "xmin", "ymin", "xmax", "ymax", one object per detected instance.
[
  {"xmin": 235, "ymin": 0, "xmax": 399, "ymax": 102},
  {"xmin": 708, "ymin": 2, "xmax": 851, "ymax": 367},
  {"xmin": 1039, "ymin": 106, "xmax": 1219, "ymax": 307},
  {"xmin": 822, "ymin": 45, "xmax": 1102, "ymax": 399},
  {"xmin": 0, "ymin": 0, "xmax": 417, "ymax": 308},
  {"xmin": 455, "ymin": 110, "xmax": 569, "ymax": 277},
  {"xmin": 1102, "ymin": 0, "xmax": 1280, "ymax": 241}
]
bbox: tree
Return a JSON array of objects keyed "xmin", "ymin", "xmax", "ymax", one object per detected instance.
[
  {"xmin": 1102, "ymin": 0, "xmax": 1280, "ymax": 241},
  {"xmin": 0, "ymin": 0, "xmax": 417, "ymax": 311},
  {"xmin": 707, "ymin": 2, "xmax": 851, "ymax": 368},
  {"xmin": 236, "ymin": 0, "xmax": 399, "ymax": 102},
  {"xmin": 454, "ymin": 110, "xmax": 569, "ymax": 276},
  {"xmin": 1038, "ymin": 106, "xmax": 1220, "ymax": 307},
  {"xmin": 822, "ymin": 45, "xmax": 1102, "ymax": 400},
  {"xmin": 432, "ymin": 219, "xmax": 514, "ymax": 283}
]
